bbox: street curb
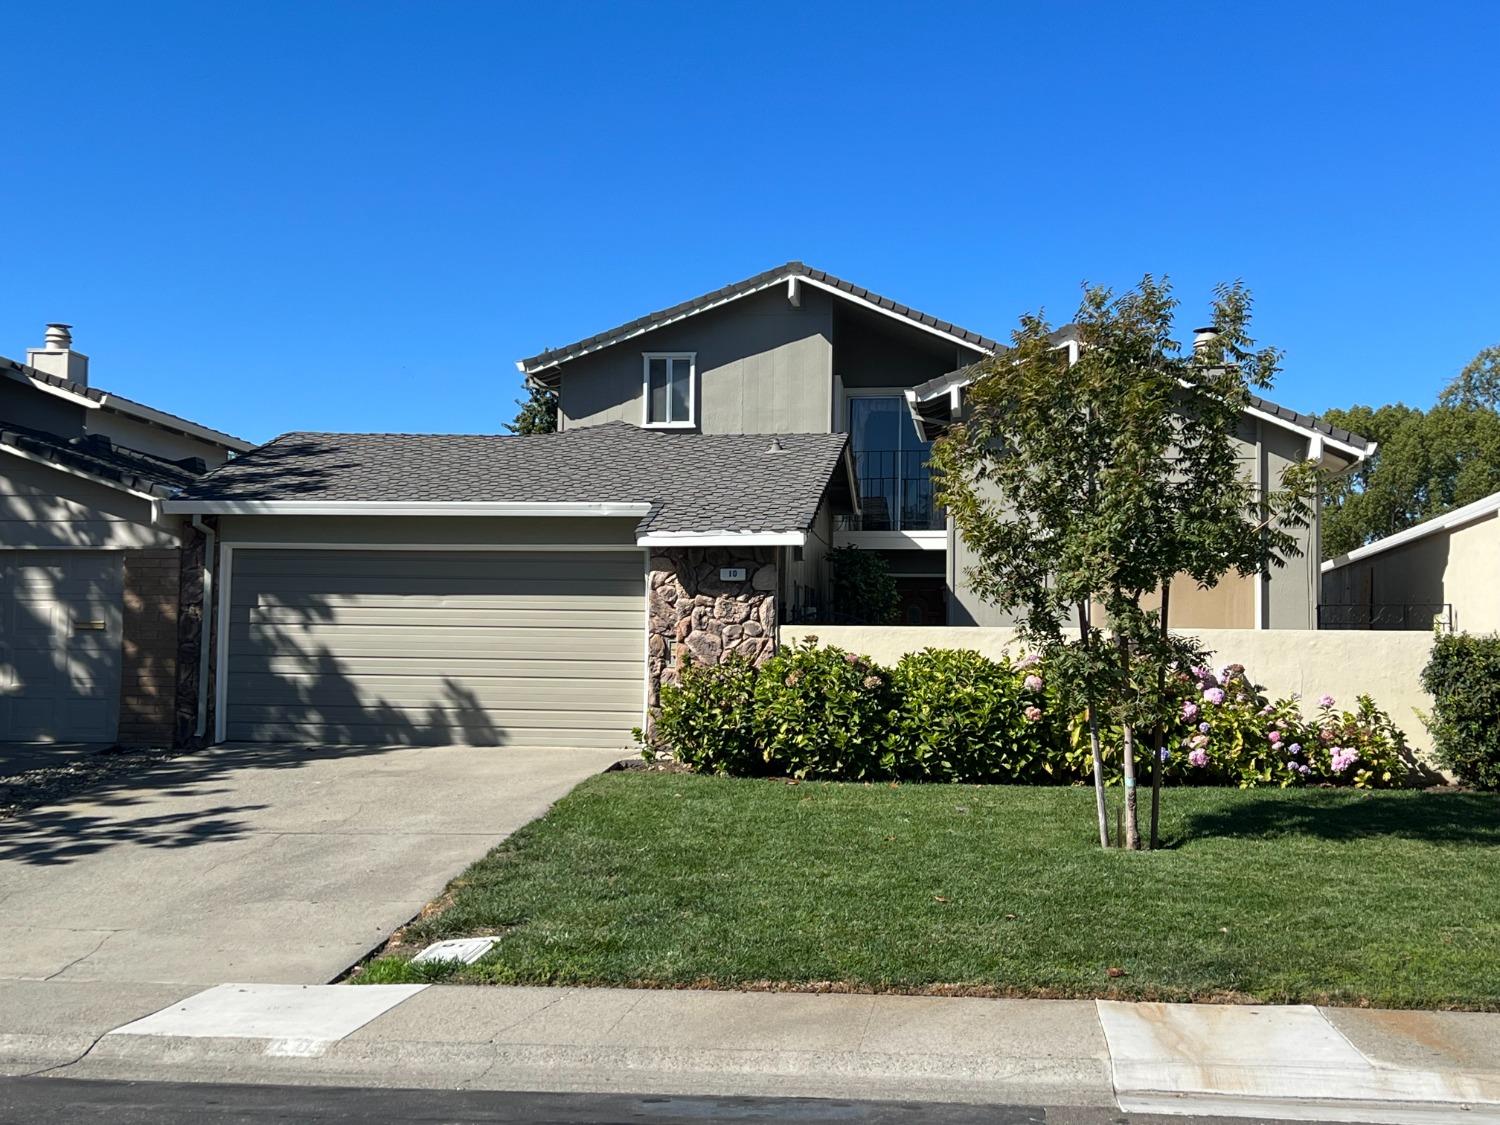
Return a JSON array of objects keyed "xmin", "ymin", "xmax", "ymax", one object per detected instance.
[{"xmin": 55, "ymin": 1033, "xmax": 1118, "ymax": 1107}]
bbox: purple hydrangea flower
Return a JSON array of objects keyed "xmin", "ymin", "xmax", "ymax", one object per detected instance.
[
  {"xmin": 1023, "ymin": 674, "xmax": 1044, "ymax": 693},
  {"xmin": 1288, "ymin": 743, "xmax": 1302, "ymax": 755},
  {"xmin": 1182, "ymin": 701, "xmax": 1200, "ymax": 721},
  {"xmin": 1319, "ymin": 694, "xmax": 1336, "ymax": 708},
  {"xmin": 1203, "ymin": 687, "xmax": 1226, "ymax": 705},
  {"xmin": 1198, "ymin": 721, "xmax": 1211, "ymax": 734},
  {"xmin": 1188, "ymin": 748, "xmax": 1209, "ymax": 768}
]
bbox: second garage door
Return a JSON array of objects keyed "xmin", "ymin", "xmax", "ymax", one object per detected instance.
[{"xmin": 222, "ymin": 548, "xmax": 645, "ymax": 748}]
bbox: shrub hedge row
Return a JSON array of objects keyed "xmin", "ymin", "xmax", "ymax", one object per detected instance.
[{"xmin": 639, "ymin": 638, "xmax": 1413, "ymax": 788}]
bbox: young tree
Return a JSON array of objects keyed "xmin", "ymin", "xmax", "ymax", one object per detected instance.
[
  {"xmin": 506, "ymin": 382, "xmax": 558, "ymax": 435},
  {"xmin": 932, "ymin": 278, "xmax": 1317, "ymax": 849}
]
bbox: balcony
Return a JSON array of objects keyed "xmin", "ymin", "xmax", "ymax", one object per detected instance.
[{"xmin": 837, "ymin": 448, "xmax": 943, "ymax": 533}]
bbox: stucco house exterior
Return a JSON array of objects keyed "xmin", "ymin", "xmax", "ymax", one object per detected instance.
[
  {"xmin": 0, "ymin": 326, "xmax": 251, "ymax": 744},
  {"xmin": 152, "ymin": 262, "xmax": 1374, "ymax": 751},
  {"xmin": 1321, "ymin": 489, "xmax": 1500, "ymax": 632}
]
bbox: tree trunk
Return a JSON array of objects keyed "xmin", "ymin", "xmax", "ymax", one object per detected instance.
[
  {"xmin": 1077, "ymin": 604, "xmax": 1110, "ymax": 848},
  {"xmin": 1150, "ymin": 582, "xmax": 1170, "ymax": 850},
  {"xmin": 1115, "ymin": 634, "xmax": 1141, "ymax": 850}
]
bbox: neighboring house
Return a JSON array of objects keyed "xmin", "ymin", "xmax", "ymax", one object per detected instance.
[
  {"xmin": 1320, "ymin": 489, "xmax": 1500, "ymax": 632},
  {"xmin": 1, "ymin": 325, "xmax": 251, "ymax": 744}
]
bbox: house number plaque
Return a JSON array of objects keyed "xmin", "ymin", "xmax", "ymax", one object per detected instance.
[{"xmin": 719, "ymin": 567, "xmax": 747, "ymax": 582}]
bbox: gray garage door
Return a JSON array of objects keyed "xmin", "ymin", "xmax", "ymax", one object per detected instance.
[
  {"xmin": 0, "ymin": 551, "xmax": 123, "ymax": 743},
  {"xmin": 223, "ymin": 549, "xmax": 645, "ymax": 748}
]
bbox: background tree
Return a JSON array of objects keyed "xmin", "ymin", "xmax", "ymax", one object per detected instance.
[
  {"xmin": 1321, "ymin": 344, "xmax": 1500, "ymax": 559},
  {"xmin": 506, "ymin": 382, "xmax": 558, "ymax": 434},
  {"xmin": 933, "ymin": 278, "xmax": 1316, "ymax": 849}
]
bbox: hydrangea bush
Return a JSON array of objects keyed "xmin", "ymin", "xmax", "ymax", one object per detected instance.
[{"xmin": 642, "ymin": 641, "xmax": 1411, "ymax": 788}]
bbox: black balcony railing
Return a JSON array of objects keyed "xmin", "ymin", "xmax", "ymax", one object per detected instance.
[
  {"xmin": 837, "ymin": 448, "xmax": 943, "ymax": 532},
  {"xmin": 1318, "ymin": 603, "xmax": 1454, "ymax": 631}
]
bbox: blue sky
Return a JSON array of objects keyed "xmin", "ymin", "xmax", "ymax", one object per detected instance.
[{"xmin": 2, "ymin": 2, "xmax": 1496, "ymax": 444}]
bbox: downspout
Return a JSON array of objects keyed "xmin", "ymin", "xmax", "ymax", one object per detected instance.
[{"xmin": 191, "ymin": 514, "xmax": 215, "ymax": 740}]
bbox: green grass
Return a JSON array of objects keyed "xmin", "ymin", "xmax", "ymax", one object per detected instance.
[{"xmin": 360, "ymin": 772, "xmax": 1500, "ymax": 1009}]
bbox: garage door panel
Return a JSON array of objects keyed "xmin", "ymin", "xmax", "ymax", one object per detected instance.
[
  {"xmin": 0, "ymin": 551, "xmax": 123, "ymax": 743},
  {"xmin": 230, "ymin": 672, "xmax": 643, "ymax": 709},
  {"xmin": 233, "ymin": 575, "xmax": 644, "ymax": 601},
  {"xmin": 224, "ymin": 549, "xmax": 645, "ymax": 748},
  {"xmin": 226, "ymin": 719, "xmax": 636, "ymax": 749},
  {"xmin": 242, "ymin": 604, "xmax": 642, "ymax": 627},
  {"xmin": 229, "ymin": 624, "xmax": 643, "ymax": 660},
  {"xmin": 240, "ymin": 654, "xmax": 643, "ymax": 679}
]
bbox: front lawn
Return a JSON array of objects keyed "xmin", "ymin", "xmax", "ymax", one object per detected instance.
[{"xmin": 360, "ymin": 771, "xmax": 1500, "ymax": 1009}]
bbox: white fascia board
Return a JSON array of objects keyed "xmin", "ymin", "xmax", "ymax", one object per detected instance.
[
  {"xmin": 160, "ymin": 499, "xmax": 654, "ymax": 517},
  {"xmin": 1321, "ymin": 490, "xmax": 1500, "ymax": 572},
  {"xmin": 834, "ymin": 529, "xmax": 946, "ymax": 551},
  {"xmin": 1240, "ymin": 403, "xmax": 1367, "ymax": 462},
  {"xmin": 0, "ymin": 440, "xmax": 166, "ymax": 502},
  {"xmin": 520, "ymin": 271, "xmax": 995, "ymax": 377},
  {"xmin": 11, "ymin": 371, "xmax": 102, "ymax": 410},
  {"xmin": 99, "ymin": 397, "xmax": 256, "ymax": 453},
  {"xmin": 796, "ymin": 276, "xmax": 995, "ymax": 357},
  {"xmin": 520, "ymin": 277, "xmax": 789, "ymax": 376},
  {"xmin": 637, "ymin": 530, "xmax": 806, "ymax": 547}
]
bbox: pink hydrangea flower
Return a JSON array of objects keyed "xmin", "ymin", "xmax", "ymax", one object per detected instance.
[
  {"xmin": 1182, "ymin": 701, "xmax": 1199, "ymax": 721},
  {"xmin": 1331, "ymin": 747, "xmax": 1360, "ymax": 773},
  {"xmin": 1268, "ymin": 730, "xmax": 1282, "ymax": 744},
  {"xmin": 1188, "ymin": 748, "xmax": 1209, "ymax": 768},
  {"xmin": 1023, "ymin": 674, "xmax": 1044, "ymax": 693},
  {"xmin": 1319, "ymin": 694, "xmax": 1336, "ymax": 708},
  {"xmin": 1023, "ymin": 705, "xmax": 1043, "ymax": 723},
  {"xmin": 1203, "ymin": 687, "xmax": 1226, "ymax": 705},
  {"xmin": 1190, "ymin": 733, "xmax": 1210, "ymax": 749}
]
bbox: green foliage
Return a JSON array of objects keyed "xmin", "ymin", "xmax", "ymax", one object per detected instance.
[
  {"xmin": 1073, "ymin": 665, "xmax": 1409, "ymax": 790},
  {"xmin": 1422, "ymin": 632, "xmax": 1500, "ymax": 790},
  {"xmin": 1321, "ymin": 345, "xmax": 1500, "ymax": 559},
  {"xmin": 643, "ymin": 642, "xmax": 1411, "ymax": 790},
  {"xmin": 506, "ymin": 382, "xmax": 558, "ymax": 435},
  {"xmin": 889, "ymin": 650, "xmax": 1059, "ymax": 782},
  {"xmin": 640, "ymin": 657, "xmax": 760, "ymax": 775},
  {"xmin": 753, "ymin": 639, "xmax": 896, "ymax": 780},
  {"xmin": 828, "ymin": 545, "xmax": 900, "ymax": 625}
]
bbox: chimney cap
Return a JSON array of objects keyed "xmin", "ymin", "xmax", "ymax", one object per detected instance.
[{"xmin": 43, "ymin": 323, "xmax": 73, "ymax": 349}]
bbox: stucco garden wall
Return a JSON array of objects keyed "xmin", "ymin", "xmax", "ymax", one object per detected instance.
[{"xmin": 782, "ymin": 625, "xmax": 1437, "ymax": 754}]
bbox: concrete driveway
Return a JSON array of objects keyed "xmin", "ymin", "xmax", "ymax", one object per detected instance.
[{"xmin": 0, "ymin": 743, "xmax": 625, "ymax": 987}]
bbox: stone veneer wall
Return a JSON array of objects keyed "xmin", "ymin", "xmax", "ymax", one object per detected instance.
[
  {"xmin": 647, "ymin": 546, "xmax": 778, "ymax": 707},
  {"xmin": 118, "ymin": 548, "xmax": 182, "ymax": 747}
]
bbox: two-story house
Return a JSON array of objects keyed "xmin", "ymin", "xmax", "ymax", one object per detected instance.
[
  {"xmin": 517, "ymin": 262, "xmax": 1372, "ymax": 631},
  {"xmin": 164, "ymin": 263, "xmax": 1371, "ymax": 751}
]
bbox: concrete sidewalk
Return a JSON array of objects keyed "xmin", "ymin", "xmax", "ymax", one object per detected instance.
[{"xmin": 6, "ymin": 982, "xmax": 1498, "ymax": 1122}]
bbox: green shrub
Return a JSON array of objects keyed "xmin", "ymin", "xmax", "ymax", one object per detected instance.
[
  {"xmin": 753, "ymin": 638, "xmax": 896, "ymax": 779},
  {"xmin": 638, "ymin": 657, "xmax": 760, "ymax": 775},
  {"xmin": 829, "ymin": 545, "xmax": 900, "ymax": 625},
  {"xmin": 1422, "ymin": 632, "xmax": 1500, "ymax": 790},
  {"xmin": 891, "ymin": 649, "xmax": 1063, "ymax": 783}
]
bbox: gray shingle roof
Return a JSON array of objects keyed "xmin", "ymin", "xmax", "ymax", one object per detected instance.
[
  {"xmin": 0, "ymin": 422, "xmax": 206, "ymax": 496},
  {"xmin": 174, "ymin": 422, "xmax": 851, "ymax": 536},
  {"xmin": 518, "ymin": 262, "xmax": 1000, "ymax": 375}
]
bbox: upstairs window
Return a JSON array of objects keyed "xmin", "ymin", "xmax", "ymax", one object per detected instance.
[{"xmin": 643, "ymin": 353, "xmax": 695, "ymax": 427}]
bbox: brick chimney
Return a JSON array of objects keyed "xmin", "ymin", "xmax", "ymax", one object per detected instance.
[{"xmin": 27, "ymin": 323, "xmax": 90, "ymax": 386}]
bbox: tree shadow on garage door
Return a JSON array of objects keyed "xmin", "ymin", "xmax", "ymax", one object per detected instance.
[{"xmin": 220, "ymin": 584, "xmax": 508, "ymax": 748}]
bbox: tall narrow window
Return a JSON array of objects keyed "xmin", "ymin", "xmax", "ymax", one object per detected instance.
[{"xmin": 643, "ymin": 353, "xmax": 695, "ymax": 427}]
